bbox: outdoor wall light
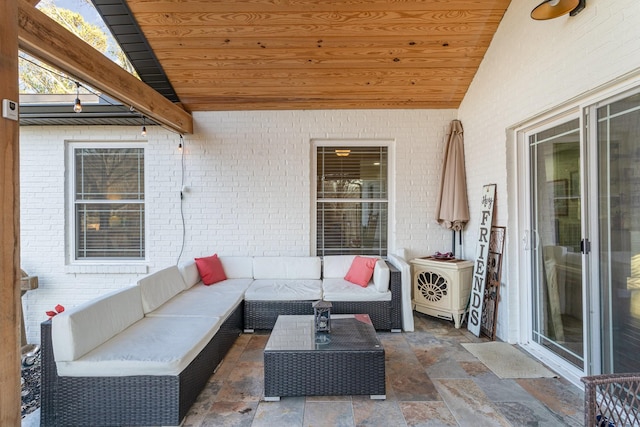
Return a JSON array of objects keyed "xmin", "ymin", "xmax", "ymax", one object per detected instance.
[{"xmin": 531, "ymin": 0, "xmax": 585, "ymax": 20}]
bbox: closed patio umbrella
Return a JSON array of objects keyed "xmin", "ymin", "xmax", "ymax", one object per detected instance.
[{"xmin": 435, "ymin": 120, "xmax": 470, "ymax": 254}]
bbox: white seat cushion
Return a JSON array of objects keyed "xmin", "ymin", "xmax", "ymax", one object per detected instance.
[
  {"xmin": 137, "ymin": 265, "xmax": 188, "ymax": 313},
  {"xmin": 147, "ymin": 289, "xmax": 243, "ymax": 321},
  {"xmin": 188, "ymin": 278, "xmax": 253, "ymax": 296},
  {"xmin": 52, "ymin": 285, "xmax": 144, "ymax": 362},
  {"xmin": 55, "ymin": 316, "xmax": 221, "ymax": 377},
  {"xmin": 322, "ymin": 278, "xmax": 392, "ymax": 302},
  {"xmin": 245, "ymin": 279, "xmax": 323, "ymax": 301},
  {"xmin": 253, "ymin": 257, "xmax": 321, "ymax": 280}
]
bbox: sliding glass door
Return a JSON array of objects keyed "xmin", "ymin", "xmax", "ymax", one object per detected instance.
[
  {"xmin": 529, "ymin": 118, "xmax": 584, "ymax": 370},
  {"xmin": 595, "ymin": 91, "xmax": 640, "ymax": 373},
  {"xmin": 524, "ymin": 88, "xmax": 640, "ymax": 378}
]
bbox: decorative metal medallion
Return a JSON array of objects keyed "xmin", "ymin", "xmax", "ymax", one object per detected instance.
[{"xmin": 416, "ymin": 271, "xmax": 448, "ymax": 302}]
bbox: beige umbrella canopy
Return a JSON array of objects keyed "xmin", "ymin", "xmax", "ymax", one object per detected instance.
[{"xmin": 435, "ymin": 120, "xmax": 470, "ymax": 234}]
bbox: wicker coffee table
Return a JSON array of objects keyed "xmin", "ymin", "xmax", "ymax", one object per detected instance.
[{"xmin": 263, "ymin": 314, "xmax": 386, "ymax": 401}]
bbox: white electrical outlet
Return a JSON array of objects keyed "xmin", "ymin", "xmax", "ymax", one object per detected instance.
[{"xmin": 2, "ymin": 99, "xmax": 18, "ymax": 121}]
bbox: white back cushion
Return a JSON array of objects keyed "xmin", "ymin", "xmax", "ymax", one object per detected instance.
[
  {"xmin": 178, "ymin": 260, "xmax": 200, "ymax": 288},
  {"xmin": 220, "ymin": 256, "xmax": 254, "ymax": 278},
  {"xmin": 52, "ymin": 285, "xmax": 144, "ymax": 362},
  {"xmin": 323, "ymin": 255, "xmax": 359, "ymax": 278},
  {"xmin": 373, "ymin": 259, "xmax": 390, "ymax": 292},
  {"xmin": 137, "ymin": 265, "xmax": 188, "ymax": 313},
  {"xmin": 178, "ymin": 256, "xmax": 253, "ymax": 287},
  {"xmin": 253, "ymin": 257, "xmax": 321, "ymax": 279}
]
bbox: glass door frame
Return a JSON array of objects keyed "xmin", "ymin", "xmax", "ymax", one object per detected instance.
[
  {"xmin": 516, "ymin": 108, "xmax": 590, "ymax": 386},
  {"xmin": 515, "ymin": 78, "xmax": 640, "ymax": 387}
]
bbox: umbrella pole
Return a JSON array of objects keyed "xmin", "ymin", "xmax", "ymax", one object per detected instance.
[{"xmin": 452, "ymin": 230, "xmax": 456, "ymax": 256}]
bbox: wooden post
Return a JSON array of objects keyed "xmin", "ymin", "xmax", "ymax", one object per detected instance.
[{"xmin": 0, "ymin": 0, "xmax": 22, "ymax": 425}]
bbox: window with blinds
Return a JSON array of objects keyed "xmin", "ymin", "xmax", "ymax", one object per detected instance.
[
  {"xmin": 73, "ymin": 147, "xmax": 145, "ymax": 260},
  {"xmin": 316, "ymin": 145, "xmax": 388, "ymax": 256}
]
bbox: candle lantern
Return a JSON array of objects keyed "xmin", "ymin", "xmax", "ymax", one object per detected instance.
[{"xmin": 312, "ymin": 300, "xmax": 332, "ymax": 333}]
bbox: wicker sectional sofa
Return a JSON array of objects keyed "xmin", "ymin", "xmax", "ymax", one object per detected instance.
[
  {"xmin": 41, "ymin": 255, "xmax": 405, "ymax": 426},
  {"xmin": 244, "ymin": 256, "xmax": 402, "ymax": 331}
]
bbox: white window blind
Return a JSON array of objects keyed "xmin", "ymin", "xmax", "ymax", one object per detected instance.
[
  {"xmin": 316, "ymin": 146, "xmax": 388, "ymax": 256},
  {"xmin": 74, "ymin": 147, "xmax": 145, "ymax": 260}
]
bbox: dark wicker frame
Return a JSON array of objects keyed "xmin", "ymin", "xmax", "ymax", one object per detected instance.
[
  {"xmin": 581, "ymin": 373, "xmax": 640, "ymax": 427},
  {"xmin": 40, "ymin": 304, "xmax": 243, "ymax": 427},
  {"xmin": 264, "ymin": 350, "xmax": 385, "ymax": 398},
  {"xmin": 264, "ymin": 316, "xmax": 386, "ymax": 399},
  {"xmin": 244, "ymin": 261, "xmax": 402, "ymax": 331}
]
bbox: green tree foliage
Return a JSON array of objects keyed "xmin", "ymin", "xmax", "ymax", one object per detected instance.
[{"xmin": 19, "ymin": 0, "xmax": 136, "ymax": 94}]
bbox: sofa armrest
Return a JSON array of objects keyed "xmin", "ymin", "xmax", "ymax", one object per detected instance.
[
  {"xmin": 387, "ymin": 254, "xmax": 413, "ymax": 332},
  {"xmin": 385, "ymin": 260, "xmax": 403, "ymax": 331}
]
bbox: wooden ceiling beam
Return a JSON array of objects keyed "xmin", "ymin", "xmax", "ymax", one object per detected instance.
[{"xmin": 17, "ymin": 0, "xmax": 193, "ymax": 134}]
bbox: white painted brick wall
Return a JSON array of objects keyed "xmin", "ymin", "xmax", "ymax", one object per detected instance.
[
  {"xmin": 19, "ymin": 109, "xmax": 456, "ymax": 342},
  {"xmin": 459, "ymin": 0, "xmax": 640, "ymax": 341},
  {"xmin": 21, "ymin": 1, "xmax": 638, "ymax": 346}
]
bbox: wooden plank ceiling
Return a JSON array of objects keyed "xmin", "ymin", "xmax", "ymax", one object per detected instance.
[{"xmin": 125, "ymin": 0, "xmax": 512, "ymax": 111}]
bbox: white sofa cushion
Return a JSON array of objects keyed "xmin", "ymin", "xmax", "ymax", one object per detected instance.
[
  {"xmin": 178, "ymin": 259, "xmax": 201, "ymax": 288},
  {"xmin": 178, "ymin": 257, "xmax": 253, "ymax": 288},
  {"xmin": 323, "ymin": 255, "xmax": 389, "ymax": 292},
  {"xmin": 137, "ymin": 265, "xmax": 188, "ymax": 314},
  {"xmin": 189, "ymin": 278, "xmax": 253, "ymax": 296},
  {"xmin": 245, "ymin": 279, "xmax": 323, "ymax": 301},
  {"xmin": 322, "ymin": 278, "xmax": 392, "ymax": 302},
  {"xmin": 253, "ymin": 256, "xmax": 321, "ymax": 280},
  {"xmin": 147, "ymin": 289, "xmax": 244, "ymax": 321},
  {"xmin": 323, "ymin": 255, "xmax": 368, "ymax": 278},
  {"xmin": 55, "ymin": 316, "xmax": 221, "ymax": 377},
  {"xmin": 52, "ymin": 285, "xmax": 144, "ymax": 362},
  {"xmin": 220, "ymin": 256, "xmax": 254, "ymax": 278},
  {"xmin": 373, "ymin": 259, "xmax": 390, "ymax": 293}
]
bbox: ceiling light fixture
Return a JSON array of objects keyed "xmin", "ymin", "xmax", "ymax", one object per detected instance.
[
  {"xmin": 531, "ymin": 0, "xmax": 585, "ymax": 20},
  {"xmin": 73, "ymin": 82, "xmax": 82, "ymax": 113},
  {"xmin": 335, "ymin": 149, "xmax": 351, "ymax": 157}
]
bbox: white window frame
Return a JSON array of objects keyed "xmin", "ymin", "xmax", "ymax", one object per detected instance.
[
  {"xmin": 67, "ymin": 141, "xmax": 147, "ymax": 266},
  {"xmin": 312, "ymin": 139, "xmax": 394, "ymax": 257}
]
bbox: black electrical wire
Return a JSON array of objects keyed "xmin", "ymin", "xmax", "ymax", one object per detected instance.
[{"xmin": 176, "ymin": 135, "xmax": 187, "ymax": 265}]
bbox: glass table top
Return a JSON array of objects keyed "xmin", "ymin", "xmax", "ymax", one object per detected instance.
[{"xmin": 265, "ymin": 314, "xmax": 382, "ymax": 352}]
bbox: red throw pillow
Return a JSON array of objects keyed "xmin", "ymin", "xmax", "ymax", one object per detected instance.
[
  {"xmin": 194, "ymin": 254, "xmax": 227, "ymax": 285},
  {"xmin": 344, "ymin": 256, "xmax": 376, "ymax": 287}
]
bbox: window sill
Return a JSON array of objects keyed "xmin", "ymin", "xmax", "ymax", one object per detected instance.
[{"xmin": 65, "ymin": 264, "xmax": 149, "ymax": 274}]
